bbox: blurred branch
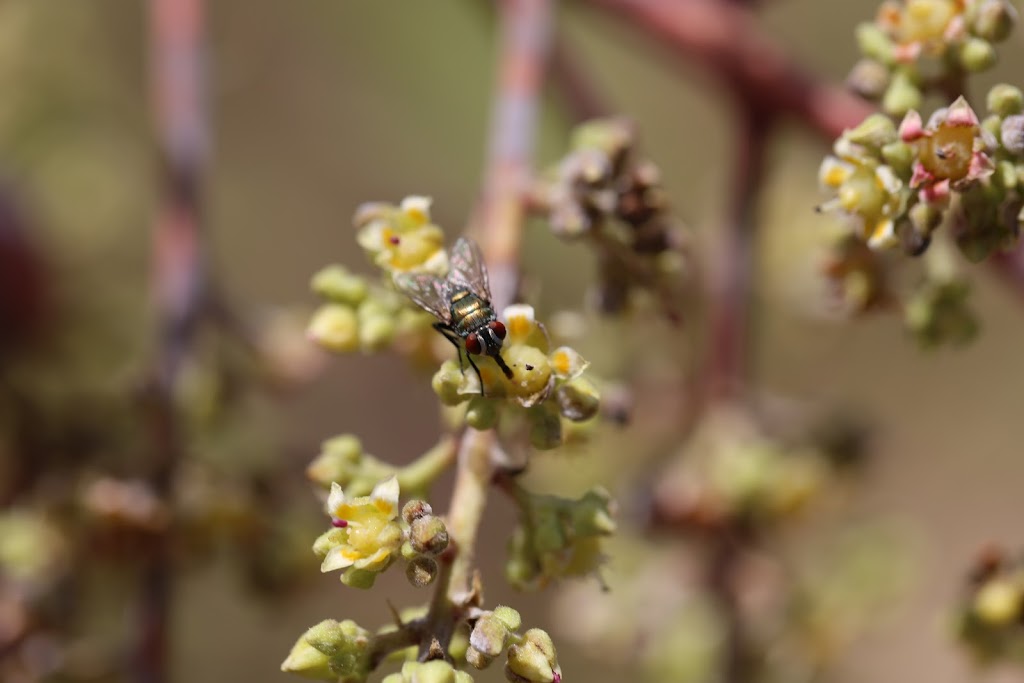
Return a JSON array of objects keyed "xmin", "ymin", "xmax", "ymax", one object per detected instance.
[
  {"xmin": 449, "ymin": 0, "xmax": 552, "ymax": 609},
  {"xmin": 585, "ymin": 0, "xmax": 874, "ymax": 141},
  {"xmin": 137, "ymin": 1, "xmax": 208, "ymax": 681}
]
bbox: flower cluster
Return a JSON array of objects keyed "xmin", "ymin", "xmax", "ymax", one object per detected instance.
[
  {"xmin": 464, "ymin": 606, "xmax": 563, "ymax": 683},
  {"xmin": 818, "ymin": 86, "xmax": 1024, "ymax": 340},
  {"xmin": 505, "ymin": 486, "xmax": 616, "ymax": 590},
  {"xmin": 306, "ymin": 264, "xmax": 438, "ymax": 360},
  {"xmin": 312, "ymin": 477, "xmax": 448, "ymax": 589},
  {"xmin": 956, "ymin": 545, "xmax": 1024, "ymax": 662},
  {"xmin": 432, "ymin": 304, "xmax": 599, "ymax": 450},
  {"xmin": 540, "ymin": 117, "xmax": 690, "ymax": 317},
  {"xmin": 849, "ymin": 0, "xmax": 1017, "ymax": 115},
  {"xmin": 653, "ymin": 409, "xmax": 847, "ymax": 532}
]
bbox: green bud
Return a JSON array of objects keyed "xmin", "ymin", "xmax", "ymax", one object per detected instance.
[
  {"xmin": 555, "ymin": 377, "xmax": 601, "ymax": 422},
  {"xmin": 987, "ymin": 84, "xmax": 1024, "ymax": 117},
  {"xmin": 845, "ymin": 113, "xmax": 898, "ymax": 149},
  {"xmin": 471, "ymin": 614, "xmax": 512, "ymax": 658},
  {"xmin": 308, "ymin": 304, "xmax": 359, "ymax": 353},
  {"xmin": 855, "ymin": 22, "xmax": 895, "ymax": 64},
  {"xmin": 400, "ymin": 541, "xmax": 419, "ymax": 561},
  {"xmin": 410, "ymin": 516, "xmax": 450, "ymax": 556},
  {"xmin": 281, "ymin": 620, "xmax": 371, "ymax": 683},
  {"xmin": 846, "ymin": 59, "xmax": 891, "ymax": 100},
  {"xmin": 971, "ymin": 0, "xmax": 1018, "ymax": 43},
  {"xmin": 492, "ymin": 606, "xmax": 522, "ymax": 633},
  {"xmin": 571, "ymin": 118, "xmax": 633, "ymax": 159},
  {"xmin": 307, "ymin": 435, "xmax": 363, "ymax": 487},
  {"xmin": 432, "ymin": 361, "xmax": 469, "ymax": 407},
  {"xmin": 1001, "ymin": 115, "xmax": 1024, "ymax": 155},
  {"xmin": 997, "ymin": 160, "xmax": 1018, "ymax": 189},
  {"xmin": 881, "ymin": 142, "xmax": 915, "ymax": 175},
  {"xmin": 358, "ymin": 314, "xmax": 396, "ymax": 351},
  {"xmin": 506, "ymin": 629, "xmax": 560, "ymax": 683},
  {"xmin": 311, "ymin": 265, "xmax": 369, "ymax": 306},
  {"xmin": 959, "ymin": 37, "xmax": 997, "ymax": 73},
  {"xmin": 340, "ymin": 568, "xmax": 379, "ymax": 590},
  {"xmin": 882, "ymin": 71, "xmax": 922, "ymax": 117},
  {"xmin": 384, "ymin": 660, "xmax": 474, "ymax": 683},
  {"xmin": 465, "ymin": 397, "xmax": 498, "ymax": 431},
  {"xmin": 571, "ymin": 488, "xmax": 617, "ymax": 536},
  {"xmin": 405, "ymin": 556, "xmax": 439, "ymax": 587},
  {"xmin": 281, "ymin": 634, "xmax": 335, "ymax": 680}
]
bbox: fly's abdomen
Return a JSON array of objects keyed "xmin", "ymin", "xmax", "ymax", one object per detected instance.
[{"xmin": 450, "ymin": 290, "xmax": 494, "ymax": 337}]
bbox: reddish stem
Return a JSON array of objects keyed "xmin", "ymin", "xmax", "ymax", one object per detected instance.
[
  {"xmin": 136, "ymin": 1, "xmax": 208, "ymax": 682},
  {"xmin": 586, "ymin": 0, "xmax": 874, "ymax": 141}
]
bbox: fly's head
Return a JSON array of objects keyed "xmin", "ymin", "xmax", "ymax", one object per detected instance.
[{"xmin": 465, "ymin": 320, "xmax": 506, "ymax": 358}]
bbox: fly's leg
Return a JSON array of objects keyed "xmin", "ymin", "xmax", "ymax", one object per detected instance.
[
  {"xmin": 466, "ymin": 354, "xmax": 486, "ymax": 397},
  {"xmin": 433, "ymin": 322, "xmax": 465, "ymax": 370}
]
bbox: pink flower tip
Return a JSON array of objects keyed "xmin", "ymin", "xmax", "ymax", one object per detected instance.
[
  {"xmin": 388, "ymin": 235, "xmax": 401, "ymax": 245},
  {"xmin": 332, "ymin": 518, "xmax": 349, "ymax": 528},
  {"xmin": 899, "ymin": 111, "xmax": 925, "ymax": 141},
  {"xmin": 946, "ymin": 97, "xmax": 980, "ymax": 128},
  {"xmin": 552, "ymin": 674, "xmax": 561, "ymax": 683}
]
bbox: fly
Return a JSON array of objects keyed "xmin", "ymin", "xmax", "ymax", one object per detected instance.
[{"xmin": 394, "ymin": 237, "xmax": 514, "ymax": 392}]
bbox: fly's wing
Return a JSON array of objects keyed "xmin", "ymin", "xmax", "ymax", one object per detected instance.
[
  {"xmin": 393, "ymin": 272, "xmax": 451, "ymax": 323},
  {"xmin": 447, "ymin": 237, "xmax": 491, "ymax": 301}
]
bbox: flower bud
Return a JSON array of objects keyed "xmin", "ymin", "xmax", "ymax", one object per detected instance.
[
  {"xmin": 307, "ymin": 435, "xmax": 363, "ymax": 487},
  {"xmin": 855, "ymin": 22, "xmax": 895, "ymax": 64},
  {"xmin": 846, "ymin": 59, "xmax": 890, "ymax": 99},
  {"xmin": 308, "ymin": 304, "xmax": 359, "ymax": 353},
  {"xmin": 405, "ymin": 556, "xmax": 439, "ymax": 587},
  {"xmin": 311, "ymin": 265, "xmax": 368, "ymax": 306},
  {"xmin": 971, "ymin": 0, "xmax": 1018, "ymax": 42},
  {"xmin": 382, "ymin": 660, "xmax": 474, "ymax": 683},
  {"xmin": 492, "ymin": 606, "xmax": 522, "ymax": 632},
  {"xmin": 882, "ymin": 71, "xmax": 922, "ymax": 117},
  {"xmin": 470, "ymin": 611, "xmax": 516, "ymax": 659},
  {"xmin": 465, "ymin": 397, "xmax": 498, "ymax": 431},
  {"xmin": 973, "ymin": 578, "xmax": 1023, "ymax": 625},
  {"xmin": 555, "ymin": 377, "xmax": 600, "ymax": 422},
  {"xmin": 340, "ymin": 568, "xmax": 379, "ymax": 590},
  {"xmin": 987, "ymin": 84, "xmax": 1024, "ymax": 117},
  {"xmin": 845, "ymin": 113, "xmax": 898, "ymax": 149},
  {"xmin": 1001, "ymin": 115, "xmax": 1024, "ymax": 155},
  {"xmin": 506, "ymin": 629, "xmax": 561, "ymax": 683},
  {"xmin": 402, "ymin": 500, "xmax": 433, "ymax": 525},
  {"xmin": 281, "ymin": 619, "xmax": 371, "ymax": 682},
  {"xmin": 432, "ymin": 361, "xmax": 468, "ymax": 407},
  {"xmin": 410, "ymin": 516, "xmax": 450, "ymax": 556},
  {"xmin": 358, "ymin": 314, "xmax": 396, "ymax": 351},
  {"xmin": 959, "ymin": 37, "xmax": 997, "ymax": 72}
]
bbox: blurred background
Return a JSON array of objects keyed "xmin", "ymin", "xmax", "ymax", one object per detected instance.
[{"xmin": 2, "ymin": 1, "xmax": 1024, "ymax": 681}]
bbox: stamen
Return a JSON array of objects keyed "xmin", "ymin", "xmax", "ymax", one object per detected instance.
[{"xmin": 332, "ymin": 518, "xmax": 349, "ymax": 528}]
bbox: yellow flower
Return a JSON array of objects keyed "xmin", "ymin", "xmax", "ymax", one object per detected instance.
[
  {"xmin": 354, "ymin": 196, "xmax": 448, "ymax": 275},
  {"xmin": 317, "ymin": 477, "xmax": 404, "ymax": 578},
  {"xmin": 818, "ymin": 149, "xmax": 905, "ymax": 250}
]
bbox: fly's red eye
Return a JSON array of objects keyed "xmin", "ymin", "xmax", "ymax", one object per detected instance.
[
  {"xmin": 465, "ymin": 333, "xmax": 482, "ymax": 355},
  {"xmin": 489, "ymin": 320, "xmax": 506, "ymax": 340}
]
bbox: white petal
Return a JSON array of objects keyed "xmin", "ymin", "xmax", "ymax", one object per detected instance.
[
  {"xmin": 320, "ymin": 545, "xmax": 356, "ymax": 572},
  {"xmin": 326, "ymin": 482, "xmax": 346, "ymax": 517},
  {"xmin": 370, "ymin": 476, "xmax": 400, "ymax": 517},
  {"xmin": 502, "ymin": 304, "xmax": 537, "ymax": 344},
  {"xmin": 400, "ymin": 196, "xmax": 432, "ymax": 223}
]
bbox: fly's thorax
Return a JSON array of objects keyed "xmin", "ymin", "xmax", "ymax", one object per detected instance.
[{"xmin": 449, "ymin": 288, "xmax": 496, "ymax": 337}]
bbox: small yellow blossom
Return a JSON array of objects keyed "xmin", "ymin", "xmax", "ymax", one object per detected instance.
[
  {"xmin": 355, "ymin": 196, "xmax": 449, "ymax": 275},
  {"xmin": 316, "ymin": 477, "xmax": 404, "ymax": 583}
]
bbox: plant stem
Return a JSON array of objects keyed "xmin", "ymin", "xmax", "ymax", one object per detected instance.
[{"xmin": 136, "ymin": 1, "xmax": 208, "ymax": 682}]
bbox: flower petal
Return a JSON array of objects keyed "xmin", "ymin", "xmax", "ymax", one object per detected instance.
[
  {"xmin": 353, "ymin": 547, "xmax": 393, "ymax": 572},
  {"xmin": 321, "ymin": 545, "xmax": 359, "ymax": 572},
  {"xmin": 327, "ymin": 482, "xmax": 346, "ymax": 518},
  {"xmin": 370, "ymin": 476, "xmax": 400, "ymax": 519},
  {"xmin": 550, "ymin": 346, "xmax": 589, "ymax": 380},
  {"xmin": 400, "ymin": 195, "xmax": 432, "ymax": 225},
  {"xmin": 503, "ymin": 304, "xmax": 537, "ymax": 344}
]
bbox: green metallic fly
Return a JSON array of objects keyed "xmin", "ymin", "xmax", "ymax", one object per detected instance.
[{"xmin": 395, "ymin": 237, "xmax": 514, "ymax": 390}]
